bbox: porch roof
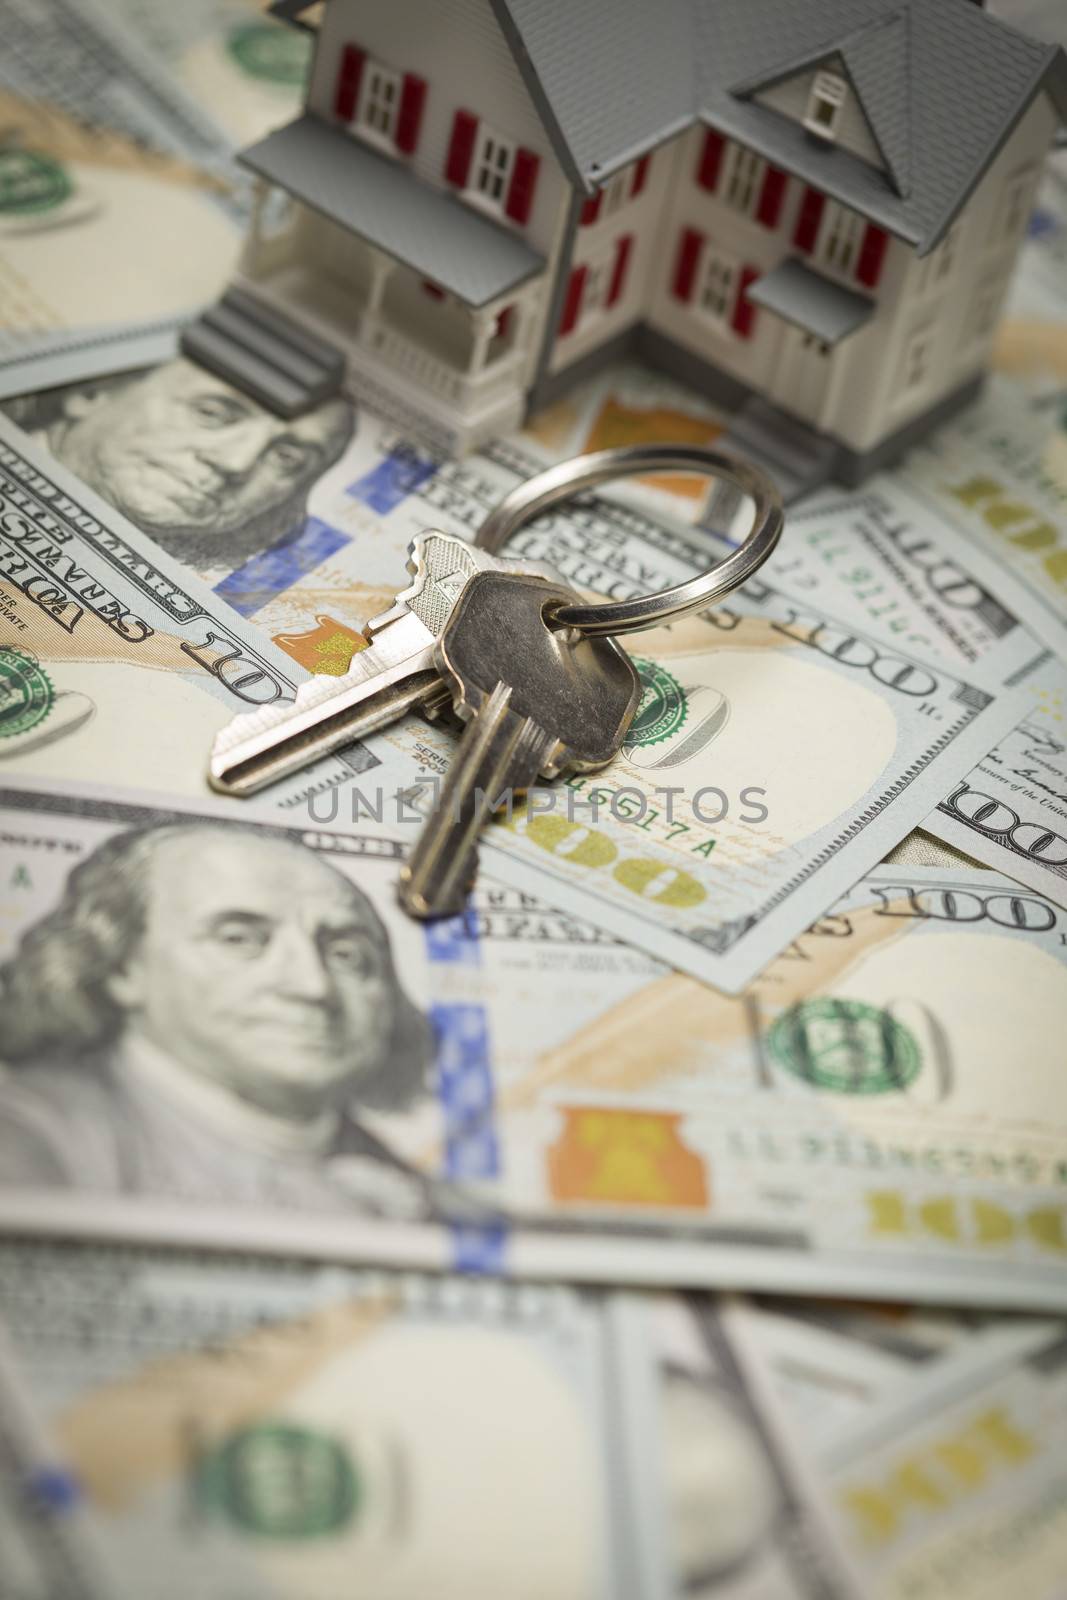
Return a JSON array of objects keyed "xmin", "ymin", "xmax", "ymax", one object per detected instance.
[
  {"xmin": 747, "ymin": 257, "xmax": 874, "ymax": 345},
  {"xmin": 240, "ymin": 114, "xmax": 546, "ymax": 308}
]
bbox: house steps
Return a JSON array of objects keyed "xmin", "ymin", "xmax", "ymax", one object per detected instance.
[
  {"xmin": 179, "ymin": 287, "xmax": 345, "ymax": 418},
  {"xmin": 716, "ymin": 396, "xmax": 840, "ymax": 504}
]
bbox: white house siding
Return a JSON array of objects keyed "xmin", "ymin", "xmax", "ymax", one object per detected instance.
[
  {"xmin": 832, "ymin": 91, "xmax": 1059, "ymax": 453},
  {"xmin": 645, "ymin": 122, "xmax": 821, "ymax": 405},
  {"xmin": 546, "ymin": 139, "xmax": 685, "ymax": 376},
  {"xmin": 754, "ymin": 59, "xmax": 887, "ymax": 175},
  {"xmin": 639, "ymin": 93, "xmax": 1056, "ymax": 454},
  {"xmin": 304, "ymin": 0, "xmax": 574, "ymax": 392}
]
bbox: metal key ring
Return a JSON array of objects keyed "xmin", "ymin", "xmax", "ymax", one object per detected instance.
[{"xmin": 474, "ymin": 444, "xmax": 783, "ymax": 636}]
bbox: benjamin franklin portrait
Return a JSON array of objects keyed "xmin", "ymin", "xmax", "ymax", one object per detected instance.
[
  {"xmin": 2, "ymin": 360, "xmax": 355, "ymax": 576},
  {"xmin": 0, "ymin": 822, "xmax": 448, "ymax": 1218}
]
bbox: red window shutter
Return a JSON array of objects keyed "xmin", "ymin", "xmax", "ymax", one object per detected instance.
[
  {"xmin": 495, "ymin": 305, "xmax": 513, "ymax": 337},
  {"xmin": 395, "ymin": 73, "xmax": 427, "ymax": 154},
  {"xmin": 793, "ymin": 186, "xmax": 825, "ymax": 253},
  {"xmin": 856, "ymin": 223, "xmax": 889, "ymax": 288},
  {"xmin": 731, "ymin": 264, "xmax": 760, "ymax": 338},
  {"xmin": 697, "ymin": 128, "xmax": 725, "ymax": 191},
  {"xmin": 607, "ymin": 234, "xmax": 634, "ymax": 306},
  {"xmin": 445, "ymin": 109, "xmax": 479, "ymax": 186},
  {"xmin": 756, "ymin": 164, "xmax": 788, "ymax": 228},
  {"xmin": 580, "ymin": 191, "xmax": 603, "ymax": 226},
  {"xmin": 422, "ymin": 280, "xmax": 445, "ymax": 300},
  {"xmin": 631, "ymin": 154, "xmax": 651, "ymax": 196},
  {"xmin": 334, "ymin": 44, "xmax": 365, "ymax": 122},
  {"xmin": 558, "ymin": 265, "xmax": 587, "ymax": 335},
  {"xmin": 672, "ymin": 227, "xmax": 704, "ymax": 301},
  {"xmin": 506, "ymin": 147, "xmax": 540, "ymax": 224}
]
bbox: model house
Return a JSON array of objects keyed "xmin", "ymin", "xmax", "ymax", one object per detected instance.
[{"xmin": 182, "ymin": 0, "xmax": 1067, "ymax": 495}]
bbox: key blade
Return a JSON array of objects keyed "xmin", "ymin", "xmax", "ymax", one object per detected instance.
[
  {"xmin": 207, "ymin": 530, "xmax": 567, "ymax": 799},
  {"xmin": 208, "ymin": 615, "xmax": 443, "ymax": 798},
  {"xmin": 398, "ymin": 682, "xmax": 544, "ymax": 918}
]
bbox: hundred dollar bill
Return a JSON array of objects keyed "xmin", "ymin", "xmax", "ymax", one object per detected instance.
[
  {"xmin": 0, "ymin": 0, "xmax": 244, "ymax": 392},
  {"xmin": 0, "ymin": 1240, "xmax": 856, "ymax": 1600},
  {"xmin": 725, "ymin": 1298, "xmax": 1060, "ymax": 1454},
  {"xmin": 900, "ymin": 376, "xmax": 1067, "ymax": 663},
  {"xmin": 0, "ymin": 0, "xmax": 232, "ymax": 173},
  {"xmin": 457, "ymin": 582, "xmax": 1030, "ymax": 990},
  {"xmin": 638, "ymin": 1292, "xmax": 856, "ymax": 1598},
  {"xmin": 2, "ymin": 780, "xmax": 1066, "ymax": 1311},
  {"xmin": 0, "ymin": 412, "xmax": 381, "ymax": 800},
  {"xmin": 1, "ymin": 367, "xmax": 1026, "ymax": 988},
  {"xmin": 0, "ymin": 95, "xmax": 239, "ymax": 399},
  {"xmin": 754, "ymin": 477, "xmax": 1045, "ymax": 687},
  {"xmin": 106, "ymin": 0, "xmax": 313, "ymax": 148},
  {"xmin": 925, "ymin": 660, "xmax": 1067, "ymax": 908},
  {"xmin": 0, "ymin": 1326, "xmax": 115, "ymax": 1600},
  {"xmin": 0, "ymin": 354, "xmax": 1038, "ymax": 687},
  {"xmin": 168, "ymin": 412, "xmax": 1033, "ymax": 990},
  {"xmin": 814, "ymin": 1322, "xmax": 1067, "ymax": 1600},
  {"xmin": 0, "ymin": 361, "xmax": 393, "ymax": 672}
]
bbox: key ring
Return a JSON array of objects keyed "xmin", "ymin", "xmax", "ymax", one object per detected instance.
[{"xmin": 474, "ymin": 444, "xmax": 783, "ymax": 636}]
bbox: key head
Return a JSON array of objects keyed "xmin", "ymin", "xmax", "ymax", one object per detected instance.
[
  {"xmin": 366, "ymin": 530, "xmax": 566, "ymax": 641},
  {"xmin": 433, "ymin": 571, "xmax": 640, "ymax": 771}
]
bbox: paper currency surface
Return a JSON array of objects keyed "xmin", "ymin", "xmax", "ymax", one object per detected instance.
[
  {"xmin": 0, "ymin": 393, "xmax": 1032, "ymax": 988},
  {"xmin": 0, "ymin": 1241, "xmax": 856, "ymax": 1600},
  {"xmin": 0, "ymin": 0, "xmax": 244, "ymax": 392},
  {"xmin": 926, "ymin": 660, "xmax": 1067, "ymax": 908},
  {"xmin": 816, "ymin": 1322, "xmax": 1067, "ymax": 1600},
  {"xmin": 0, "ymin": 93, "xmax": 238, "ymax": 397},
  {"xmin": 901, "ymin": 378, "xmax": 1067, "ymax": 663},
  {"xmin": 0, "ymin": 413, "xmax": 380, "ymax": 799},
  {"xmin": 725, "ymin": 1297, "xmax": 1060, "ymax": 1454},
  {"xmin": 103, "ymin": 0, "xmax": 313, "ymax": 147},
  {"xmin": 458, "ymin": 581, "xmax": 1031, "ymax": 990},
  {"xmin": 1, "ymin": 781, "xmax": 1065, "ymax": 1310}
]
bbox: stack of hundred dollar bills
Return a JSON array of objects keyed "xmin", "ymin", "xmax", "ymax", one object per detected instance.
[{"xmin": 1, "ymin": 4, "xmax": 1067, "ymax": 1598}]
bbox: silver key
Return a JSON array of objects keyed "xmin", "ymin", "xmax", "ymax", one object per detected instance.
[
  {"xmin": 208, "ymin": 531, "xmax": 565, "ymax": 797},
  {"xmin": 398, "ymin": 571, "xmax": 640, "ymax": 918}
]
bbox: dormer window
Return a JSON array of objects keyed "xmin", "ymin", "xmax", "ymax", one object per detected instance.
[{"xmin": 805, "ymin": 71, "xmax": 847, "ymax": 141}]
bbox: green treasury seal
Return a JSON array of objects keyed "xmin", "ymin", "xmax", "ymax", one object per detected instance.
[
  {"xmin": 627, "ymin": 658, "xmax": 688, "ymax": 747},
  {"xmin": 0, "ymin": 149, "xmax": 72, "ymax": 216},
  {"xmin": 767, "ymin": 997, "xmax": 922, "ymax": 1094},
  {"xmin": 0, "ymin": 648, "xmax": 54, "ymax": 739},
  {"xmin": 198, "ymin": 1422, "xmax": 359, "ymax": 1539},
  {"xmin": 226, "ymin": 22, "xmax": 313, "ymax": 85}
]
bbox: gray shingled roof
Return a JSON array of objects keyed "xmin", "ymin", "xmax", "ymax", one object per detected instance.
[
  {"xmin": 240, "ymin": 113, "xmax": 544, "ymax": 305},
  {"xmin": 492, "ymin": 0, "xmax": 1067, "ymax": 252},
  {"xmin": 730, "ymin": 14, "xmax": 913, "ymax": 197}
]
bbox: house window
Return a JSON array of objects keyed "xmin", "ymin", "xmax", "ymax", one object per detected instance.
[
  {"xmin": 471, "ymin": 124, "xmax": 515, "ymax": 211},
  {"xmin": 358, "ymin": 62, "xmax": 401, "ymax": 141},
  {"xmin": 722, "ymin": 143, "xmax": 765, "ymax": 217},
  {"xmin": 698, "ymin": 249, "xmax": 738, "ymax": 327},
  {"xmin": 900, "ymin": 326, "xmax": 934, "ymax": 394},
  {"xmin": 805, "ymin": 70, "xmax": 847, "ymax": 141},
  {"xmin": 819, "ymin": 202, "xmax": 864, "ymax": 274}
]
